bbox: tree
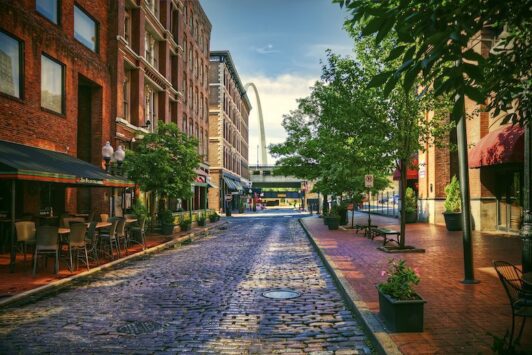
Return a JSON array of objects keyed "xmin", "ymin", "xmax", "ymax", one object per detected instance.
[
  {"xmin": 124, "ymin": 122, "xmax": 200, "ymax": 221},
  {"xmin": 334, "ymin": 0, "xmax": 530, "ymax": 124}
]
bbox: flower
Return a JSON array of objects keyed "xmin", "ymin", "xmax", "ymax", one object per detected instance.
[
  {"xmin": 380, "ymin": 270, "xmax": 387, "ymax": 277},
  {"xmin": 377, "ymin": 259, "xmax": 420, "ymax": 300}
]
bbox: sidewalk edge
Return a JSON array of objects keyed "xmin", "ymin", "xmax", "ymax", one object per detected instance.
[
  {"xmin": 299, "ymin": 218, "xmax": 402, "ymax": 355},
  {"xmin": 0, "ymin": 220, "xmax": 227, "ymax": 309}
]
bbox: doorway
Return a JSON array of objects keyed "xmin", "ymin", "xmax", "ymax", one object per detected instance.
[{"xmin": 496, "ymin": 170, "xmax": 523, "ymax": 232}]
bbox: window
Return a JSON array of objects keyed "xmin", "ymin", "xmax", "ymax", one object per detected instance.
[
  {"xmin": 182, "ymin": 114, "xmax": 187, "ymax": 133},
  {"xmin": 123, "ymin": 69, "xmax": 131, "ymax": 121},
  {"xmin": 0, "ymin": 31, "xmax": 23, "ymax": 99},
  {"xmin": 36, "ymin": 0, "xmax": 59, "ymax": 24},
  {"xmin": 74, "ymin": 5, "xmax": 98, "ymax": 52},
  {"xmin": 124, "ymin": 10, "xmax": 131, "ymax": 43},
  {"xmin": 144, "ymin": 85, "xmax": 157, "ymax": 129},
  {"xmin": 41, "ymin": 54, "xmax": 64, "ymax": 114},
  {"xmin": 145, "ymin": 31, "xmax": 158, "ymax": 68},
  {"xmin": 145, "ymin": 0, "xmax": 159, "ymax": 18}
]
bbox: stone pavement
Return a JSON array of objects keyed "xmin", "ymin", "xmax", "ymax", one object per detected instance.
[
  {"xmin": 0, "ymin": 214, "xmax": 372, "ymax": 354},
  {"xmin": 301, "ymin": 213, "xmax": 532, "ymax": 354}
]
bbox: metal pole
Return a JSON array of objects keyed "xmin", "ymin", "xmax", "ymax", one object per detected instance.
[
  {"xmin": 456, "ymin": 92, "xmax": 478, "ymax": 284},
  {"xmin": 521, "ymin": 120, "xmax": 532, "ymax": 272},
  {"xmin": 367, "ymin": 190, "xmax": 372, "ymax": 227},
  {"xmin": 9, "ymin": 180, "xmax": 15, "ymax": 273}
]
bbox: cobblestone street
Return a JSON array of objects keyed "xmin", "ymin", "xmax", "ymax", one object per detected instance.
[{"xmin": 0, "ymin": 213, "xmax": 371, "ymax": 354}]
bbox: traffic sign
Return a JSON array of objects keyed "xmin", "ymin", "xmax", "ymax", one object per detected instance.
[{"xmin": 364, "ymin": 174, "xmax": 374, "ymax": 188}]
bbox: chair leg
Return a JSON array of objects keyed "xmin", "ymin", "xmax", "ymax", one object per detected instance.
[
  {"xmin": 516, "ymin": 317, "xmax": 526, "ymax": 344},
  {"xmin": 54, "ymin": 250, "xmax": 59, "ymax": 274},
  {"xmin": 32, "ymin": 250, "xmax": 38, "ymax": 277},
  {"xmin": 84, "ymin": 247, "xmax": 90, "ymax": 271},
  {"xmin": 68, "ymin": 246, "xmax": 73, "ymax": 272},
  {"xmin": 509, "ymin": 313, "xmax": 516, "ymax": 347}
]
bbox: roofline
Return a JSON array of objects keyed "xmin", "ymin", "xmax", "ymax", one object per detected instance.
[{"xmin": 209, "ymin": 50, "xmax": 252, "ymax": 109}]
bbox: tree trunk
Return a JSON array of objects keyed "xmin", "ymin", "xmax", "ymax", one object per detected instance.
[
  {"xmin": 399, "ymin": 158, "xmax": 407, "ymax": 248},
  {"xmin": 150, "ymin": 191, "xmax": 157, "ymax": 229},
  {"xmin": 322, "ymin": 194, "xmax": 329, "ymax": 215}
]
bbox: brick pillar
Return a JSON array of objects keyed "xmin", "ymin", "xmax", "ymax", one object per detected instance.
[{"xmin": 130, "ymin": 69, "xmax": 144, "ymax": 127}]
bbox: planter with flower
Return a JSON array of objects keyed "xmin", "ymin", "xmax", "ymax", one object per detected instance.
[
  {"xmin": 377, "ymin": 259, "xmax": 425, "ymax": 332},
  {"xmin": 403, "ymin": 187, "xmax": 418, "ymax": 224},
  {"xmin": 325, "ymin": 206, "xmax": 341, "ymax": 230},
  {"xmin": 159, "ymin": 210, "xmax": 175, "ymax": 235},
  {"xmin": 197, "ymin": 212, "xmax": 207, "ymax": 227}
]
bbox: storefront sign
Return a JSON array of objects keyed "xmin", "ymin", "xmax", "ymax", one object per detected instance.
[{"xmin": 77, "ymin": 177, "xmax": 104, "ymax": 185}]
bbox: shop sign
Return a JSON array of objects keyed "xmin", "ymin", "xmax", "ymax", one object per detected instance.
[
  {"xmin": 364, "ymin": 175, "xmax": 374, "ymax": 188},
  {"xmin": 77, "ymin": 177, "xmax": 104, "ymax": 185}
]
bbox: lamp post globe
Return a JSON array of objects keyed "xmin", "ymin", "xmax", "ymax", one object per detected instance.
[
  {"xmin": 114, "ymin": 145, "xmax": 126, "ymax": 167},
  {"xmin": 102, "ymin": 141, "xmax": 114, "ymax": 172}
]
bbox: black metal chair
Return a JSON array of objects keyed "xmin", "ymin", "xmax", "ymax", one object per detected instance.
[{"xmin": 493, "ymin": 260, "xmax": 532, "ymax": 346}]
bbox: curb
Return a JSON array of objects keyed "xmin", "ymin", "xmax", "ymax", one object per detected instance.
[
  {"xmin": 0, "ymin": 220, "xmax": 228, "ymax": 309},
  {"xmin": 299, "ymin": 218, "xmax": 402, "ymax": 355}
]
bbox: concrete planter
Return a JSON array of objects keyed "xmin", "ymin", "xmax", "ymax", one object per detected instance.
[
  {"xmin": 378, "ymin": 288, "xmax": 426, "ymax": 332},
  {"xmin": 326, "ymin": 216, "xmax": 340, "ymax": 230},
  {"xmin": 443, "ymin": 212, "xmax": 462, "ymax": 231}
]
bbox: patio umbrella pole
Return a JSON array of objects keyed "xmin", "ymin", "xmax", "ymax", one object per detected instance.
[
  {"xmin": 9, "ymin": 180, "xmax": 15, "ymax": 273},
  {"xmin": 520, "ymin": 121, "xmax": 532, "ymax": 273}
]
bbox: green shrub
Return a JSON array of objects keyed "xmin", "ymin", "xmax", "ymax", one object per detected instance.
[
  {"xmin": 404, "ymin": 187, "xmax": 417, "ymax": 214},
  {"xmin": 179, "ymin": 216, "xmax": 191, "ymax": 230},
  {"xmin": 197, "ymin": 212, "xmax": 207, "ymax": 225},
  {"xmin": 132, "ymin": 199, "xmax": 148, "ymax": 220},
  {"xmin": 209, "ymin": 212, "xmax": 219, "ymax": 222},
  {"xmin": 444, "ymin": 176, "xmax": 461, "ymax": 212},
  {"xmin": 159, "ymin": 209, "xmax": 175, "ymax": 225}
]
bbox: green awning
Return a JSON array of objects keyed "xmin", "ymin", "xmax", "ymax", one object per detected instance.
[{"xmin": 0, "ymin": 139, "xmax": 134, "ymax": 187}]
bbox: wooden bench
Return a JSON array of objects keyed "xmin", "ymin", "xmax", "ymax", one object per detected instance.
[
  {"xmin": 354, "ymin": 224, "xmax": 378, "ymax": 238},
  {"xmin": 371, "ymin": 228, "xmax": 401, "ymax": 246}
]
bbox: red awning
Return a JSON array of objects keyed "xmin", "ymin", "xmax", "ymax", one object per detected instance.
[
  {"xmin": 468, "ymin": 124, "xmax": 524, "ymax": 168},
  {"xmin": 393, "ymin": 157, "xmax": 418, "ymax": 181}
]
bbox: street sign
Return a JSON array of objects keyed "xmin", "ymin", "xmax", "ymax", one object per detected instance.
[
  {"xmin": 225, "ymin": 194, "xmax": 233, "ymax": 201},
  {"xmin": 365, "ymin": 174, "xmax": 374, "ymax": 188}
]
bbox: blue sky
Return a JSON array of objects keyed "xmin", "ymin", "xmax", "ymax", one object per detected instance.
[{"xmin": 200, "ymin": 0, "xmax": 354, "ymax": 164}]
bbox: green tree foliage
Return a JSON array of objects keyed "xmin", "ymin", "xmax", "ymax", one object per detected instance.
[
  {"xmin": 334, "ymin": 0, "xmax": 531, "ymax": 124},
  {"xmin": 124, "ymin": 122, "xmax": 200, "ymax": 211}
]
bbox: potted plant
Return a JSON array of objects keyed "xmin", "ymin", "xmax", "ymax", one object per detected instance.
[
  {"xmin": 197, "ymin": 212, "xmax": 207, "ymax": 227},
  {"xmin": 404, "ymin": 187, "xmax": 418, "ymax": 223},
  {"xmin": 337, "ymin": 202, "xmax": 348, "ymax": 225},
  {"xmin": 179, "ymin": 215, "xmax": 191, "ymax": 232},
  {"xmin": 326, "ymin": 206, "xmax": 341, "ymax": 230},
  {"xmin": 377, "ymin": 259, "xmax": 426, "ymax": 332},
  {"xmin": 209, "ymin": 212, "xmax": 219, "ymax": 223},
  {"xmin": 159, "ymin": 210, "xmax": 175, "ymax": 235},
  {"xmin": 443, "ymin": 176, "xmax": 462, "ymax": 231}
]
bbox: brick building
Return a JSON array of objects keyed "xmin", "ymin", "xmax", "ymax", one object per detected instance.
[
  {"xmin": 111, "ymin": 0, "xmax": 211, "ymax": 211},
  {"xmin": 0, "ymin": 0, "xmax": 131, "ymax": 219},
  {"xmin": 418, "ymin": 29, "xmax": 525, "ymax": 233},
  {"xmin": 208, "ymin": 50, "xmax": 251, "ymax": 212}
]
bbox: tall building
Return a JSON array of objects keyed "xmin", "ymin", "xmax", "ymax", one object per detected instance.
[
  {"xmin": 208, "ymin": 50, "xmax": 251, "ymax": 212},
  {"xmin": 0, "ymin": 0, "xmax": 129, "ymax": 217},
  {"xmin": 111, "ymin": 0, "xmax": 211, "ymax": 211},
  {"xmin": 418, "ymin": 29, "xmax": 525, "ymax": 233}
]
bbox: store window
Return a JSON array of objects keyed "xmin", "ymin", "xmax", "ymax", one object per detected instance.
[
  {"xmin": 0, "ymin": 31, "xmax": 23, "ymax": 99},
  {"xmin": 41, "ymin": 54, "xmax": 64, "ymax": 114},
  {"xmin": 74, "ymin": 5, "xmax": 98, "ymax": 52}
]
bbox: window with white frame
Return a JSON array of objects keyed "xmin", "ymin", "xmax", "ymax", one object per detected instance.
[
  {"xmin": 144, "ymin": 85, "xmax": 157, "ymax": 129},
  {"xmin": 145, "ymin": 0, "xmax": 159, "ymax": 18},
  {"xmin": 144, "ymin": 31, "xmax": 158, "ymax": 68},
  {"xmin": 123, "ymin": 69, "xmax": 131, "ymax": 121},
  {"xmin": 124, "ymin": 10, "xmax": 131, "ymax": 43}
]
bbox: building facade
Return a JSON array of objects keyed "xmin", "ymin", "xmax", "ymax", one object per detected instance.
[
  {"xmin": 0, "ymin": 0, "xmax": 117, "ymax": 216},
  {"xmin": 418, "ymin": 29, "xmax": 524, "ymax": 233},
  {"xmin": 112, "ymin": 0, "xmax": 211, "ymax": 211},
  {"xmin": 208, "ymin": 51, "xmax": 251, "ymax": 212}
]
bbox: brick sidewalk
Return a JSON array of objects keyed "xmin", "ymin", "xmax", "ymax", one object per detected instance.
[{"xmin": 302, "ymin": 213, "xmax": 532, "ymax": 354}]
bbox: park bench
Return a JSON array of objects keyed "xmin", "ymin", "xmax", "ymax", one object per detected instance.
[
  {"xmin": 354, "ymin": 224, "xmax": 378, "ymax": 238},
  {"xmin": 371, "ymin": 227, "xmax": 401, "ymax": 246}
]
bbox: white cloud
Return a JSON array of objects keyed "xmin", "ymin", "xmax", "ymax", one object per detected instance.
[
  {"xmin": 241, "ymin": 73, "xmax": 318, "ymax": 165},
  {"xmin": 253, "ymin": 43, "xmax": 280, "ymax": 55}
]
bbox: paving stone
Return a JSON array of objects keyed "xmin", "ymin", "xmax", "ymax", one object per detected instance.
[{"xmin": 0, "ymin": 216, "xmax": 371, "ymax": 353}]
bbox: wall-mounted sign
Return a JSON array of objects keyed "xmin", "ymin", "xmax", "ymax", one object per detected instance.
[{"xmin": 364, "ymin": 174, "xmax": 374, "ymax": 188}]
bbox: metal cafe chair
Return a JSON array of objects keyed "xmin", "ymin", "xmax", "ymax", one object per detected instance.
[
  {"xmin": 115, "ymin": 218, "xmax": 127, "ymax": 257},
  {"xmin": 85, "ymin": 221, "xmax": 99, "ymax": 264},
  {"xmin": 67, "ymin": 222, "xmax": 89, "ymax": 271},
  {"xmin": 33, "ymin": 226, "xmax": 59, "ymax": 276},
  {"xmin": 98, "ymin": 217, "xmax": 119, "ymax": 260},
  {"xmin": 15, "ymin": 221, "xmax": 36, "ymax": 262},
  {"xmin": 129, "ymin": 217, "xmax": 146, "ymax": 250},
  {"xmin": 100, "ymin": 213, "xmax": 109, "ymax": 223},
  {"xmin": 493, "ymin": 260, "xmax": 532, "ymax": 346}
]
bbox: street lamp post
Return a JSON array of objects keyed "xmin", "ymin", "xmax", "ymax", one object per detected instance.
[
  {"xmin": 521, "ymin": 121, "xmax": 532, "ymax": 273},
  {"xmin": 101, "ymin": 142, "xmax": 114, "ymax": 172}
]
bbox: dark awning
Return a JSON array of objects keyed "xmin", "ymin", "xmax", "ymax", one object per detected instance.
[
  {"xmin": 223, "ymin": 176, "xmax": 237, "ymax": 190},
  {"xmin": 468, "ymin": 124, "xmax": 524, "ymax": 168},
  {"xmin": 0, "ymin": 139, "xmax": 134, "ymax": 187}
]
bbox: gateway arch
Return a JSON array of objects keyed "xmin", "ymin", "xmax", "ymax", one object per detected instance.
[{"xmin": 245, "ymin": 83, "xmax": 268, "ymax": 166}]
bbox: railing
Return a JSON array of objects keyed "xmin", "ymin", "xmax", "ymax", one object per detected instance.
[{"xmin": 360, "ymin": 191, "xmax": 400, "ymax": 218}]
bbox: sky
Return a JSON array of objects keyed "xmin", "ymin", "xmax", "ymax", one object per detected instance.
[{"xmin": 200, "ymin": 0, "xmax": 354, "ymax": 164}]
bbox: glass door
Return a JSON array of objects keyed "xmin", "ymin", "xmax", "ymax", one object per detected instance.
[{"xmin": 497, "ymin": 171, "xmax": 522, "ymax": 232}]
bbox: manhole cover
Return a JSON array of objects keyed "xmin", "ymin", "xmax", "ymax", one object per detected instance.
[
  {"xmin": 116, "ymin": 320, "xmax": 162, "ymax": 335},
  {"xmin": 262, "ymin": 290, "xmax": 301, "ymax": 299}
]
